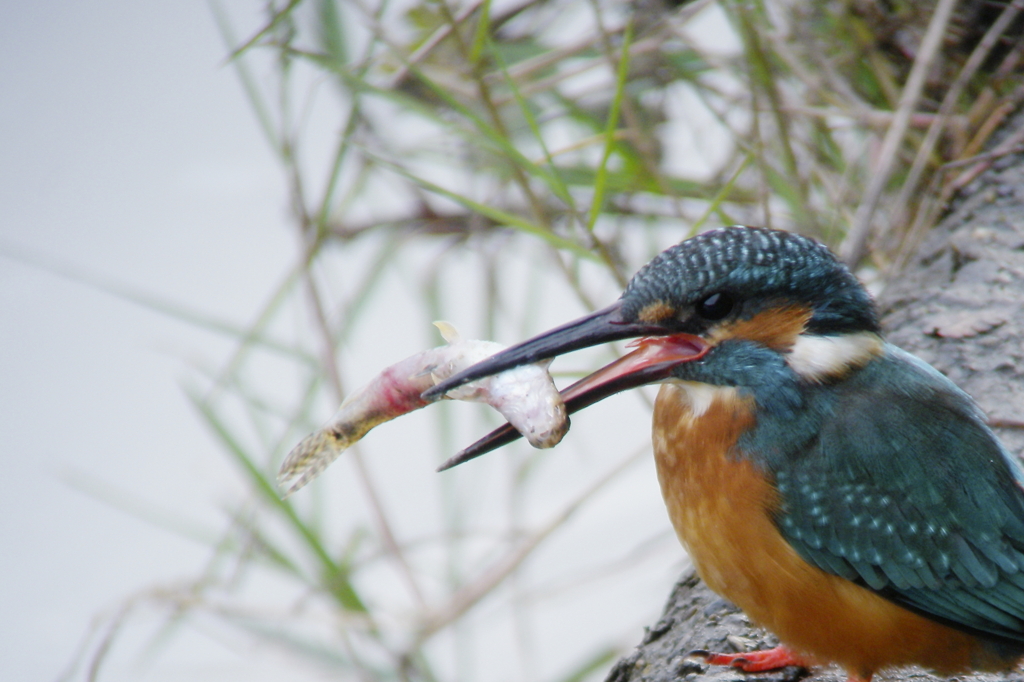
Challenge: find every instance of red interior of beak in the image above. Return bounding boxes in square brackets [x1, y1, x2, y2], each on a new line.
[437, 333, 708, 470]
[560, 333, 709, 407]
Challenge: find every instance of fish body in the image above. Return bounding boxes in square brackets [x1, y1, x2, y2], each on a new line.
[278, 322, 567, 496]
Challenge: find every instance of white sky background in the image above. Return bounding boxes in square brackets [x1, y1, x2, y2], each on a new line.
[0, 2, 744, 680]
[0, 2, 302, 679]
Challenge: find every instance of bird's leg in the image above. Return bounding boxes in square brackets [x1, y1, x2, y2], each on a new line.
[691, 645, 810, 672]
[693, 648, 874, 682]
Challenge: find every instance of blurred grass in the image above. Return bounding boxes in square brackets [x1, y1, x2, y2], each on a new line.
[70, 0, 1024, 680]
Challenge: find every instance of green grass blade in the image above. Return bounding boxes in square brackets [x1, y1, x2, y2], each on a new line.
[378, 159, 596, 260]
[209, 0, 280, 151]
[587, 22, 633, 233]
[486, 35, 575, 208]
[225, 0, 304, 61]
[316, 0, 348, 67]
[691, 152, 753, 233]
[60, 470, 220, 547]
[469, 0, 492, 65]
[187, 390, 368, 613]
[0, 239, 314, 366]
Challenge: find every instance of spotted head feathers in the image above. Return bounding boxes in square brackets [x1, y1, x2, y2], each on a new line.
[621, 226, 879, 336]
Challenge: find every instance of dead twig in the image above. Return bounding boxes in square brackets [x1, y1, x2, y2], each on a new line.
[888, 0, 1024, 253]
[839, 0, 960, 266]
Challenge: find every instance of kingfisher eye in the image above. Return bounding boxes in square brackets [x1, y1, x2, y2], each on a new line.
[697, 292, 734, 320]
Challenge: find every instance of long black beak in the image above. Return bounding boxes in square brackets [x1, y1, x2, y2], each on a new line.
[424, 302, 662, 399]
[425, 301, 709, 471]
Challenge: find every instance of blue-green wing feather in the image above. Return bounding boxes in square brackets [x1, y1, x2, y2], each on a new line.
[762, 346, 1024, 642]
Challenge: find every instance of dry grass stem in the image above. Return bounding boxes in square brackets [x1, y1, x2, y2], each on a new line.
[839, 0, 959, 266]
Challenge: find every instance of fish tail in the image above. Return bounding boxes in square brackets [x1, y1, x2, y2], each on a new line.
[277, 429, 348, 498]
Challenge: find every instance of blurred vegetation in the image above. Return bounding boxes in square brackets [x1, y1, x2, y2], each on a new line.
[66, 0, 1024, 680]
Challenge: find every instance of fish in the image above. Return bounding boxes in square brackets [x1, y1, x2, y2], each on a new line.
[277, 322, 568, 497]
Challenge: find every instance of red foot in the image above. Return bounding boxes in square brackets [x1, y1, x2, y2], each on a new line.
[693, 645, 809, 673]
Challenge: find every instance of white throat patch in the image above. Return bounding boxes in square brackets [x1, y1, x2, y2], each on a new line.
[663, 381, 739, 418]
[786, 332, 883, 381]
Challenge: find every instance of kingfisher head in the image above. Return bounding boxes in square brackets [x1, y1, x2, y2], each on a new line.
[425, 226, 883, 468]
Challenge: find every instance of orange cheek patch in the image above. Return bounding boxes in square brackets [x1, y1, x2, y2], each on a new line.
[712, 305, 812, 351]
[637, 300, 677, 323]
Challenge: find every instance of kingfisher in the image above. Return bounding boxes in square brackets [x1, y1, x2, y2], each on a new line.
[423, 225, 1024, 682]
